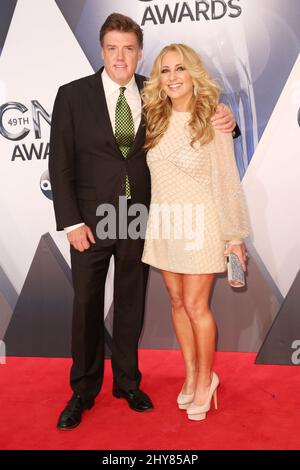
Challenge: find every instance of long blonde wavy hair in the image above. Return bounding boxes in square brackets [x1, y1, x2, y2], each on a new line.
[142, 43, 221, 150]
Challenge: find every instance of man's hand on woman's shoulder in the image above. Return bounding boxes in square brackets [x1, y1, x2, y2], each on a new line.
[211, 103, 236, 133]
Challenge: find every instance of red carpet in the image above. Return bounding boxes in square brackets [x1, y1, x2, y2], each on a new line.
[0, 351, 299, 450]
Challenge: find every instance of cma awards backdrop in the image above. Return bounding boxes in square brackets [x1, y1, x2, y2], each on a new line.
[0, 0, 300, 363]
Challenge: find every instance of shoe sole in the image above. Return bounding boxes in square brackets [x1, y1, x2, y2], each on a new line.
[57, 402, 94, 430]
[187, 413, 207, 421]
[57, 421, 81, 431]
[178, 403, 192, 410]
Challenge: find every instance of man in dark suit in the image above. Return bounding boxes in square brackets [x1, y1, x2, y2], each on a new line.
[49, 12, 237, 430]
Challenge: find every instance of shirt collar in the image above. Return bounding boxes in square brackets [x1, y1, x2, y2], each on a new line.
[102, 68, 137, 97]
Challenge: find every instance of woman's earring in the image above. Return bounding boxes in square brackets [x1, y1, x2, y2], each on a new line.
[193, 86, 198, 97]
[159, 88, 167, 101]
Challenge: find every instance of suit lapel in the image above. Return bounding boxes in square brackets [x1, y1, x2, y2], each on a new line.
[127, 73, 146, 158]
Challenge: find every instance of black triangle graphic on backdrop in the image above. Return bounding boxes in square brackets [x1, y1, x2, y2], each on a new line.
[211, 249, 282, 352]
[54, 0, 99, 71]
[55, 0, 86, 32]
[0, 0, 17, 53]
[0, 266, 18, 340]
[103, 267, 178, 351]
[104, 304, 113, 357]
[256, 270, 300, 365]
[4, 233, 73, 357]
[140, 246, 282, 352]
[140, 267, 178, 349]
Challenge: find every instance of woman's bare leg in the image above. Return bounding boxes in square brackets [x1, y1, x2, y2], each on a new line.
[161, 270, 197, 394]
[182, 273, 216, 405]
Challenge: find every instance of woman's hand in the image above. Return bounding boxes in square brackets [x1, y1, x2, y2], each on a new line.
[224, 243, 248, 272]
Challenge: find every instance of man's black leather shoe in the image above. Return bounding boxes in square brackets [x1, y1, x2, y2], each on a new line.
[113, 387, 154, 412]
[57, 393, 94, 430]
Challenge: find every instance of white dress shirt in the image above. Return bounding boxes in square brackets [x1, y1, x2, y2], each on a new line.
[64, 68, 142, 233]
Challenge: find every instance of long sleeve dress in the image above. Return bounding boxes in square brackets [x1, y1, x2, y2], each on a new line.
[141, 109, 250, 274]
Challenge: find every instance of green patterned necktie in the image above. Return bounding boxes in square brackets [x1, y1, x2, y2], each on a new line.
[115, 86, 134, 199]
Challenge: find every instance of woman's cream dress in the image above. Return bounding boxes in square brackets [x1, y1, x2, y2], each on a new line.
[142, 110, 250, 274]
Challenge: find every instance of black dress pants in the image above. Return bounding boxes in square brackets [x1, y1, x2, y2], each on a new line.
[69, 204, 149, 404]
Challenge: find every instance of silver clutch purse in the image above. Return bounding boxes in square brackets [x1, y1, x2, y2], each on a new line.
[227, 252, 245, 288]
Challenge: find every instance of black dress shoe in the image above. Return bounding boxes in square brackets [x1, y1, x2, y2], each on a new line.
[57, 393, 94, 430]
[113, 387, 154, 412]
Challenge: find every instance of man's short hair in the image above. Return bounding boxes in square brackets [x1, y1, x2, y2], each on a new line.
[100, 12, 143, 49]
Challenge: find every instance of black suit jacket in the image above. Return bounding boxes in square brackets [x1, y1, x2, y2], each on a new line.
[49, 69, 151, 231]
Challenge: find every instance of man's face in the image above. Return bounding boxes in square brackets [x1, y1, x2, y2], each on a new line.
[101, 31, 142, 86]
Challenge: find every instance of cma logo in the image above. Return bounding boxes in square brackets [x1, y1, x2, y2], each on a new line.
[0, 100, 50, 141]
[291, 340, 300, 365]
[40, 170, 52, 200]
[139, 0, 242, 25]
[0, 101, 50, 161]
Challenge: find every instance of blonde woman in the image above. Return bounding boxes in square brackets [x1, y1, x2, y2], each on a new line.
[142, 44, 250, 421]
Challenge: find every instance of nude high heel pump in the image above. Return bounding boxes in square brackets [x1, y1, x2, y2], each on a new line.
[187, 371, 219, 421]
[177, 391, 194, 410]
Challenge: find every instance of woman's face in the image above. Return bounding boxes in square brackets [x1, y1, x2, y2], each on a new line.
[159, 50, 194, 110]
